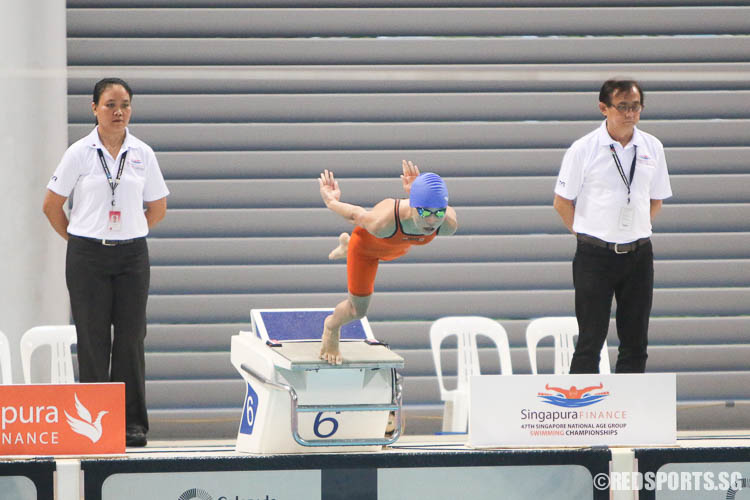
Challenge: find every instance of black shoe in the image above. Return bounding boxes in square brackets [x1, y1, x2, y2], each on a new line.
[126, 427, 147, 447]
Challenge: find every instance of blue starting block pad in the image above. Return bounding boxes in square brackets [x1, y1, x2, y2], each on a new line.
[251, 308, 375, 343]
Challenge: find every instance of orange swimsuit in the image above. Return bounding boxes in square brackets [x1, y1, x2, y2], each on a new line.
[347, 199, 438, 296]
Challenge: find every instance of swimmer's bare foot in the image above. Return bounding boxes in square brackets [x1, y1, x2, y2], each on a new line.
[328, 232, 350, 260]
[320, 316, 343, 365]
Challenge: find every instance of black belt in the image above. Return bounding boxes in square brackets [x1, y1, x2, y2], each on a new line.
[71, 234, 144, 247]
[577, 233, 650, 254]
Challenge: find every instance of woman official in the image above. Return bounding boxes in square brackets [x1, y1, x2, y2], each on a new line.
[42, 78, 169, 447]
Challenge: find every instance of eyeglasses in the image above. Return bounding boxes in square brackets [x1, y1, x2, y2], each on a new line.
[610, 102, 643, 113]
[416, 207, 447, 218]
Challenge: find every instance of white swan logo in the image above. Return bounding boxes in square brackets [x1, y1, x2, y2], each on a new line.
[64, 393, 108, 443]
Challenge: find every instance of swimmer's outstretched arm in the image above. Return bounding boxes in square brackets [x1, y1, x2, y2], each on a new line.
[318, 169, 396, 237]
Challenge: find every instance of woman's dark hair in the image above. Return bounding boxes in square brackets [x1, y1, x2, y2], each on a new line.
[92, 78, 133, 124]
[599, 79, 644, 107]
[93, 77, 133, 104]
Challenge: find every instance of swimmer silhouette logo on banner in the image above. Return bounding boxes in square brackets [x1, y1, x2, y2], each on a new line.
[537, 383, 610, 408]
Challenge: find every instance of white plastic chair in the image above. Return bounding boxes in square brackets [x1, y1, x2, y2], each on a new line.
[525, 316, 611, 375]
[430, 316, 513, 433]
[0, 330, 12, 384]
[20, 325, 77, 384]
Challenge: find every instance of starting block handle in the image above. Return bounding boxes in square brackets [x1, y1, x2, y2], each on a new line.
[239, 363, 403, 448]
[240, 362, 299, 401]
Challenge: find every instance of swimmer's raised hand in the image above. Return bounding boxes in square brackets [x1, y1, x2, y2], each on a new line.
[400, 160, 420, 194]
[319, 169, 341, 206]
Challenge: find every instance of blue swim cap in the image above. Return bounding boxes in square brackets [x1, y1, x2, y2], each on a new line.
[409, 173, 449, 208]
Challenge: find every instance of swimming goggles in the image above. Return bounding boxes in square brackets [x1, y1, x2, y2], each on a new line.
[416, 207, 447, 218]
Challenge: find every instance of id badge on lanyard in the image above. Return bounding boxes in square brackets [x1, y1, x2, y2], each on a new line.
[98, 148, 127, 233]
[108, 210, 122, 232]
[619, 206, 635, 230]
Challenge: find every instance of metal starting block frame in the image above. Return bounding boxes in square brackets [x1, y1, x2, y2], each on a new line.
[230, 308, 404, 453]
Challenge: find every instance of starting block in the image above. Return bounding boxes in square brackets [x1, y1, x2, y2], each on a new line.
[230, 308, 404, 453]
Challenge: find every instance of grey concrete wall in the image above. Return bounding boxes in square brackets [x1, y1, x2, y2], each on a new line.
[0, 0, 69, 383]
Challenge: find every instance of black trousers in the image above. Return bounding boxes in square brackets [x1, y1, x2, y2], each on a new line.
[569, 239, 654, 374]
[66, 235, 150, 431]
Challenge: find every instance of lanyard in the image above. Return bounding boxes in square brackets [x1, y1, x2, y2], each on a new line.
[609, 144, 637, 204]
[97, 148, 127, 206]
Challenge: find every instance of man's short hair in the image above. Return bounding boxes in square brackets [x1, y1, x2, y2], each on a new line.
[599, 79, 644, 107]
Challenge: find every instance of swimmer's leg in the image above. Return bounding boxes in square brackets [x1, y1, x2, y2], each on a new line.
[328, 232, 350, 260]
[320, 293, 371, 365]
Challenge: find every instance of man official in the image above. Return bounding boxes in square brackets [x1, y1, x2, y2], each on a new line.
[553, 78, 673, 373]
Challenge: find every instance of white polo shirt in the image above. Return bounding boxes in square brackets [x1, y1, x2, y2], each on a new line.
[555, 120, 672, 243]
[47, 127, 169, 240]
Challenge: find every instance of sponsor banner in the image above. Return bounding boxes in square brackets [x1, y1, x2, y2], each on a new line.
[0, 383, 124, 455]
[469, 374, 675, 447]
[101, 470, 320, 500]
[379, 465, 594, 500]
